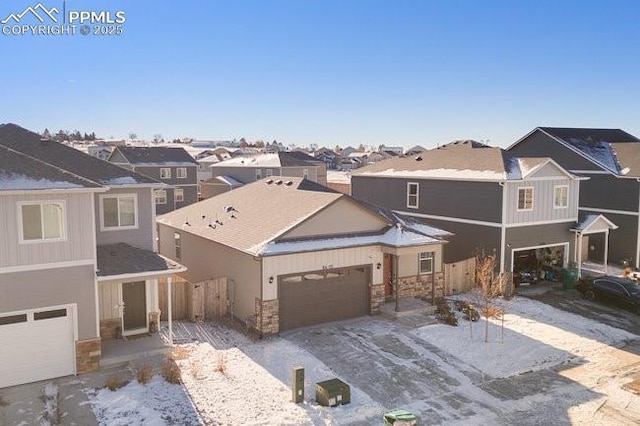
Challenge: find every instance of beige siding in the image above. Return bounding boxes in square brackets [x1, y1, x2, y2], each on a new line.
[505, 179, 579, 225]
[95, 187, 155, 250]
[262, 246, 384, 300]
[396, 244, 443, 277]
[281, 198, 388, 240]
[0, 192, 95, 268]
[158, 224, 261, 321]
[0, 264, 98, 340]
[99, 282, 120, 320]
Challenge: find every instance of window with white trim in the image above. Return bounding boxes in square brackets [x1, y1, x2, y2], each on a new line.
[174, 232, 181, 260]
[419, 252, 433, 274]
[101, 194, 137, 230]
[266, 169, 273, 177]
[174, 188, 184, 202]
[407, 182, 419, 209]
[255, 169, 262, 180]
[19, 202, 65, 242]
[303, 168, 309, 179]
[517, 187, 534, 211]
[154, 190, 167, 204]
[553, 185, 568, 209]
[160, 168, 171, 179]
[176, 167, 187, 179]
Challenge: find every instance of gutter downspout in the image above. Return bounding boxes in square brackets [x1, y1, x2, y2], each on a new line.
[499, 181, 507, 274]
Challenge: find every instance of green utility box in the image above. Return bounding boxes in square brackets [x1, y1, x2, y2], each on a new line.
[315, 378, 350, 407]
[383, 409, 417, 426]
[562, 268, 578, 290]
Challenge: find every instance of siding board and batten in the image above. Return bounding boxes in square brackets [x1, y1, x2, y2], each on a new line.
[504, 179, 579, 224]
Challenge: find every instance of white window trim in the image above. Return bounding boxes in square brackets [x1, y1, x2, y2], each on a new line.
[174, 188, 184, 202]
[17, 200, 67, 244]
[160, 168, 171, 179]
[99, 193, 139, 232]
[303, 168, 309, 179]
[154, 189, 167, 205]
[176, 168, 187, 179]
[553, 185, 569, 209]
[418, 252, 433, 275]
[407, 182, 419, 209]
[517, 187, 534, 212]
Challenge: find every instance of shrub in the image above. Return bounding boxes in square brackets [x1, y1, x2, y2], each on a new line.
[135, 365, 153, 385]
[484, 305, 503, 320]
[105, 374, 127, 391]
[162, 359, 181, 384]
[213, 353, 227, 375]
[435, 298, 458, 326]
[169, 346, 190, 361]
[455, 300, 480, 322]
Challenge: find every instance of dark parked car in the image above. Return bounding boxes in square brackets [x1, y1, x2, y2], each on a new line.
[576, 276, 640, 314]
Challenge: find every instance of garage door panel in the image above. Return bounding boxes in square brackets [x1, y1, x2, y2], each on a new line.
[278, 267, 369, 331]
[0, 308, 75, 388]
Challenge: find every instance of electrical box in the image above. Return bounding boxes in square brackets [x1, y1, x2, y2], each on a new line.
[315, 378, 350, 407]
[292, 366, 304, 403]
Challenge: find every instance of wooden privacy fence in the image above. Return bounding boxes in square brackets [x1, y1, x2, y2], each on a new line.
[443, 257, 476, 295]
[159, 276, 228, 321]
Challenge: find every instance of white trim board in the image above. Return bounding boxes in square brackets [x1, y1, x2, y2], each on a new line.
[504, 218, 578, 228]
[579, 207, 639, 216]
[395, 211, 502, 228]
[0, 259, 95, 275]
[510, 242, 570, 271]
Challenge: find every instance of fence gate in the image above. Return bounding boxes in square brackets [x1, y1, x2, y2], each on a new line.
[190, 277, 228, 322]
[444, 257, 476, 295]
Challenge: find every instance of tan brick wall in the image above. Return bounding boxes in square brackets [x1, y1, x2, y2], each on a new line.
[256, 298, 279, 336]
[76, 338, 101, 374]
[370, 283, 385, 314]
[99, 318, 121, 340]
[397, 272, 445, 300]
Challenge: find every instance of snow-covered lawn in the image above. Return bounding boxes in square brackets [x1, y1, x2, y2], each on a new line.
[85, 296, 640, 425]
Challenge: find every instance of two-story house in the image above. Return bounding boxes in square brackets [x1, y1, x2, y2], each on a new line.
[201, 151, 327, 198]
[508, 127, 640, 270]
[108, 146, 198, 214]
[0, 124, 184, 388]
[351, 141, 607, 279]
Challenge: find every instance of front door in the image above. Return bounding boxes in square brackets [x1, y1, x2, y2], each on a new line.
[122, 281, 147, 331]
[383, 254, 394, 296]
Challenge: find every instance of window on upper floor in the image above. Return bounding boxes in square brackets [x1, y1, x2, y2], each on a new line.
[303, 168, 309, 179]
[19, 201, 65, 243]
[554, 185, 568, 209]
[419, 252, 433, 274]
[100, 194, 137, 230]
[407, 182, 419, 209]
[255, 169, 262, 180]
[177, 168, 187, 179]
[154, 190, 167, 205]
[174, 188, 184, 203]
[517, 187, 534, 211]
[266, 169, 273, 177]
[174, 232, 181, 260]
[160, 168, 171, 179]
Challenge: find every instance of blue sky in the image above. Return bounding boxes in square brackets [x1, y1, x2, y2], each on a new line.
[1, 0, 639, 148]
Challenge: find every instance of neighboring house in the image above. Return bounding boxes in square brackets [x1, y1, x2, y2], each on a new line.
[0, 124, 184, 388]
[207, 151, 327, 197]
[157, 177, 450, 335]
[196, 153, 230, 186]
[200, 175, 244, 199]
[326, 170, 352, 194]
[108, 146, 198, 214]
[405, 145, 428, 156]
[314, 147, 339, 170]
[508, 127, 640, 269]
[351, 140, 600, 279]
[86, 145, 113, 160]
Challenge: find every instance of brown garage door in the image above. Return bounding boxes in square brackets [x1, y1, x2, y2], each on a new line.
[278, 266, 370, 331]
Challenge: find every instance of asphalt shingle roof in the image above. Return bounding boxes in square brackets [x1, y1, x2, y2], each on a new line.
[97, 243, 184, 277]
[114, 146, 197, 165]
[0, 124, 160, 186]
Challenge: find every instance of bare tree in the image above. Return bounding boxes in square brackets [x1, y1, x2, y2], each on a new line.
[474, 250, 509, 343]
[128, 132, 137, 142]
[153, 134, 164, 144]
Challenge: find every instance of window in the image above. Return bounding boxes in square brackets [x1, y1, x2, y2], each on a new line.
[177, 167, 187, 179]
[34, 309, 67, 320]
[419, 252, 433, 274]
[303, 168, 309, 179]
[407, 182, 419, 208]
[160, 168, 171, 179]
[101, 194, 137, 230]
[517, 187, 534, 211]
[255, 169, 262, 180]
[0, 314, 27, 326]
[554, 185, 568, 209]
[174, 232, 181, 260]
[174, 188, 184, 202]
[19, 202, 65, 242]
[266, 169, 273, 177]
[154, 190, 167, 205]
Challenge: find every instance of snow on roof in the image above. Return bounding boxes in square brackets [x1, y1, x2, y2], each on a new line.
[214, 175, 244, 186]
[326, 170, 351, 184]
[213, 153, 281, 168]
[357, 167, 511, 181]
[0, 173, 86, 190]
[572, 214, 618, 232]
[101, 176, 140, 185]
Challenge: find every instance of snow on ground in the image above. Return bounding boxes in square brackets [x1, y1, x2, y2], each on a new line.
[413, 296, 637, 377]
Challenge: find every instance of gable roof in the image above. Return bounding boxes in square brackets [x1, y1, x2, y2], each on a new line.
[0, 124, 161, 187]
[158, 177, 449, 256]
[0, 145, 104, 191]
[511, 127, 640, 176]
[517, 157, 580, 180]
[111, 146, 197, 166]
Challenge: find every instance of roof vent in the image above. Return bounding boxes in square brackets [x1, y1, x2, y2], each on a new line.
[265, 179, 274, 185]
[224, 205, 236, 213]
[276, 180, 283, 185]
[415, 156, 423, 161]
[285, 180, 293, 186]
[208, 223, 216, 229]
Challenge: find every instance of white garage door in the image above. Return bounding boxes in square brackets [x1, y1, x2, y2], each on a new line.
[0, 305, 76, 388]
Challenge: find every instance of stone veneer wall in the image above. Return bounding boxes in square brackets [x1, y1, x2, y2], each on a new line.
[397, 272, 445, 300]
[149, 311, 160, 333]
[100, 319, 121, 340]
[76, 338, 101, 374]
[370, 283, 385, 314]
[256, 298, 279, 336]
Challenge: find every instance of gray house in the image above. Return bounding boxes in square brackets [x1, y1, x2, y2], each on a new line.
[108, 146, 198, 214]
[203, 151, 327, 198]
[508, 127, 640, 271]
[0, 124, 184, 388]
[352, 140, 599, 279]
